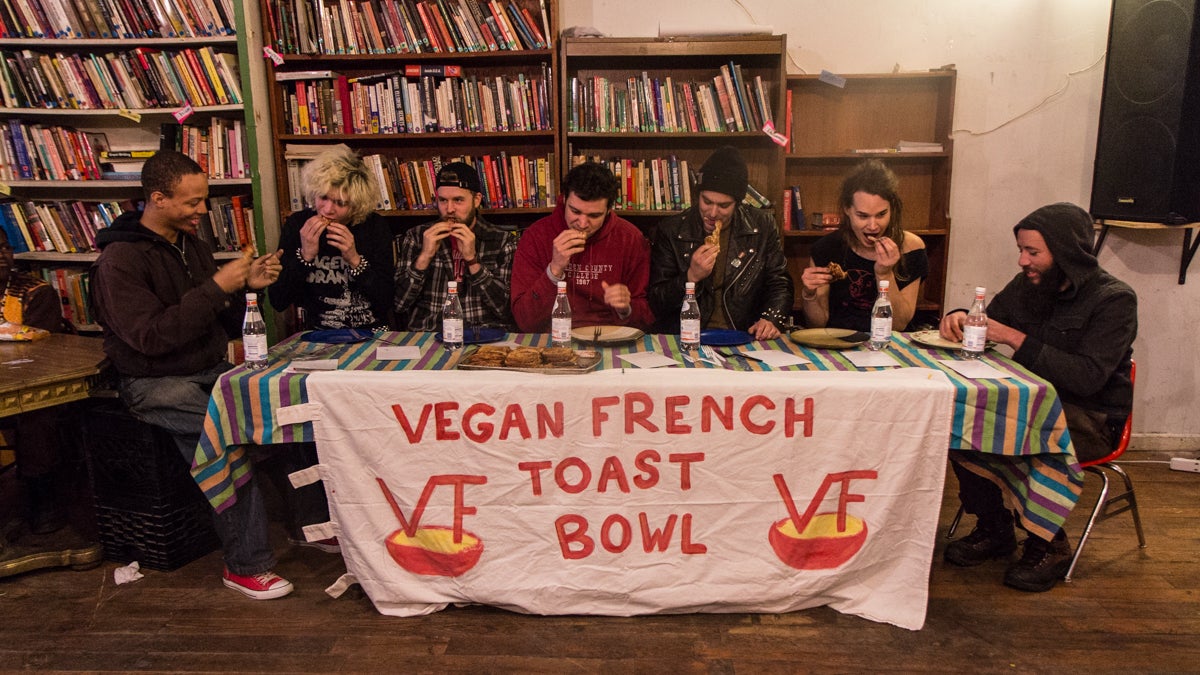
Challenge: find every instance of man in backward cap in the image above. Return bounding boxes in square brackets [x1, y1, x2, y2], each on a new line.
[648, 145, 793, 338]
[939, 202, 1137, 592]
[394, 161, 517, 330]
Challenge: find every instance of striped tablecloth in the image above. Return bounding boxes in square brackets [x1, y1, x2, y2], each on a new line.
[195, 331, 1081, 540]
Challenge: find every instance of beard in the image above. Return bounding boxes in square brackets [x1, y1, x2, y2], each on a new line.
[442, 208, 477, 227]
[1017, 264, 1066, 316]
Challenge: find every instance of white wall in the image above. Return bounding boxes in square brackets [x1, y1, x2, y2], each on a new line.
[562, 0, 1200, 443]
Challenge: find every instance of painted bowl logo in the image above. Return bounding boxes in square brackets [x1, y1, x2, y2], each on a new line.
[768, 513, 868, 570]
[385, 525, 484, 577]
[770, 470, 876, 570]
[377, 475, 488, 577]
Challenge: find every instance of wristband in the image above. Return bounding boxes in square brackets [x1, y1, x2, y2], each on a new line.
[462, 257, 479, 267]
[347, 256, 369, 278]
[296, 248, 316, 267]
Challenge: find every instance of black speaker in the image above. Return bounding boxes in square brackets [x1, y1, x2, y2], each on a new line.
[1090, 0, 1200, 224]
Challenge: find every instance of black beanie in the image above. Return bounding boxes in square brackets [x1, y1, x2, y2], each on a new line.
[696, 145, 748, 202]
[435, 161, 481, 193]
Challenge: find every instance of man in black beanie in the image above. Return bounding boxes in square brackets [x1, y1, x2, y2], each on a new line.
[938, 202, 1137, 592]
[648, 145, 793, 338]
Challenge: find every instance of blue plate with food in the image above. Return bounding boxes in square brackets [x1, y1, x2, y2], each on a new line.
[303, 328, 376, 344]
[700, 329, 754, 347]
[435, 327, 508, 345]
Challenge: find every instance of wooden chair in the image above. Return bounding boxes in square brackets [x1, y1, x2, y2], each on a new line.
[946, 360, 1146, 582]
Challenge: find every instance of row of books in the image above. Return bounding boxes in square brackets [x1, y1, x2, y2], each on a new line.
[199, 194, 256, 251]
[0, 0, 237, 39]
[157, 117, 250, 179]
[280, 65, 551, 135]
[284, 146, 556, 212]
[0, 193, 254, 254]
[0, 46, 242, 110]
[569, 153, 773, 213]
[567, 62, 774, 134]
[0, 118, 248, 181]
[570, 154, 693, 212]
[265, 0, 549, 55]
[34, 266, 93, 329]
[0, 120, 104, 180]
[0, 198, 123, 253]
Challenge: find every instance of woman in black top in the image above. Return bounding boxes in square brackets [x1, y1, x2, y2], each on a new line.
[798, 159, 928, 331]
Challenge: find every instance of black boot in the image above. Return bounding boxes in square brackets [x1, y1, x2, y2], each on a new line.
[944, 509, 1017, 567]
[1004, 530, 1072, 592]
[23, 474, 66, 535]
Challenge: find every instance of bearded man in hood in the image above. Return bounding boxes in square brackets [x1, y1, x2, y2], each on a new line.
[938, 202, 1137, 593]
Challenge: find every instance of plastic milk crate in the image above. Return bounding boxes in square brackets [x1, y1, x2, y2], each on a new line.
[83, 403, 220, 571]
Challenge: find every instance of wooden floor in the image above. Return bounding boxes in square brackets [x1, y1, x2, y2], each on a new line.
[1, 457, 1197, 673]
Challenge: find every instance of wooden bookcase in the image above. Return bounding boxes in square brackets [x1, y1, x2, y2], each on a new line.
[0, 4, 265, 331]
[783, 69, 956, 315]
[259, 0, 560, 233]
[558, 35, 787, 235]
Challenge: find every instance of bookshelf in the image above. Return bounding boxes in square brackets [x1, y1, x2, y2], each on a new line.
[782, 69, 956, 316]
[0, 1, 267, 331]
[259, 0, 559, 233]
[558, 35, 787, 233]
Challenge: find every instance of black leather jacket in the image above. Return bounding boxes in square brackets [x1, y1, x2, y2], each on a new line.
[649, 204, 794, 333]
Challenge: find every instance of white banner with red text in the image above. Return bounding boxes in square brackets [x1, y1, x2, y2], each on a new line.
[304, 367, 955, 629]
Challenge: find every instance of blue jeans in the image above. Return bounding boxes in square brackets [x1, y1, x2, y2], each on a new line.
[118, 363, 275, 576]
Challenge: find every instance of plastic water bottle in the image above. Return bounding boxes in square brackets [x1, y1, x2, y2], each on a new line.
[962, 286, 988, 359]
[551, 280, 572, 348]
[242, 292, 268, 369]
[868, 279, 892, 351]
[680, 281, 701, 351]
[442, 281, 464, 350]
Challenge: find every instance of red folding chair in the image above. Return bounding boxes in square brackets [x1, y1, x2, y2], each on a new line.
[1063, 360, 1146, 581]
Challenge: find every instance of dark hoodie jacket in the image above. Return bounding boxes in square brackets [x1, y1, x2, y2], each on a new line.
[91, 210, 241, 377]
[985, 202, 1136, 418]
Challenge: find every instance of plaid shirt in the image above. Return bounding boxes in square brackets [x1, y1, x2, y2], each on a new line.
[394, 215, 518, 331]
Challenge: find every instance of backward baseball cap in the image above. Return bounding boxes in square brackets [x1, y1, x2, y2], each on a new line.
[436, 161, 481, 193]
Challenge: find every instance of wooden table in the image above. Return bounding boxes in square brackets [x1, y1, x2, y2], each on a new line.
[0, 332, 108, 578]
[0, 333, 109, 418]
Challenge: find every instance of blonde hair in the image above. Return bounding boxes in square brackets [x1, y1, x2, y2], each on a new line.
[300, 144, 379, 225]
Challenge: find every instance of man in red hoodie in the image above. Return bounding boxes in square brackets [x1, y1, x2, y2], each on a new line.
[511, 162, 653, 332]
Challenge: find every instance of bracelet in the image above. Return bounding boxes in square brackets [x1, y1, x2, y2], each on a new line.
[347, 256, 369, 278]
[296, 248, 316, 267]
[801, 290, 817, 301]
[462, 257, 479, 267]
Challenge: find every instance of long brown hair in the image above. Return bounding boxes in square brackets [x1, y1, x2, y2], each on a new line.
[837, 159, 911, 280]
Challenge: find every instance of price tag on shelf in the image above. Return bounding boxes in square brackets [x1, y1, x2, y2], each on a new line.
[762, 121, 788, 147]
[0, 183, 10, 196]
[263, 46, 284, 66]
[172, 103, 194, 122]
[117, 109, 142, 122]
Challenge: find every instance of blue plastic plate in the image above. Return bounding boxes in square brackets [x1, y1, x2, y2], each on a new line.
[436, 327, 507, 345]
[700, 329, 753, 346]
[303, 328, 376, 344]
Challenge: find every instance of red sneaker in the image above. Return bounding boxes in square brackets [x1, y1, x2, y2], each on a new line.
[289, 537, 340, 553]
[222, 568, 294, 600]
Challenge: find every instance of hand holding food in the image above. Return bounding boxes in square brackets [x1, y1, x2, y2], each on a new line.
[299, 215, 330, 261]
[705, 219, 723, 249]
[550, 229, 588, 277]
[827, 262, 847, 281]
